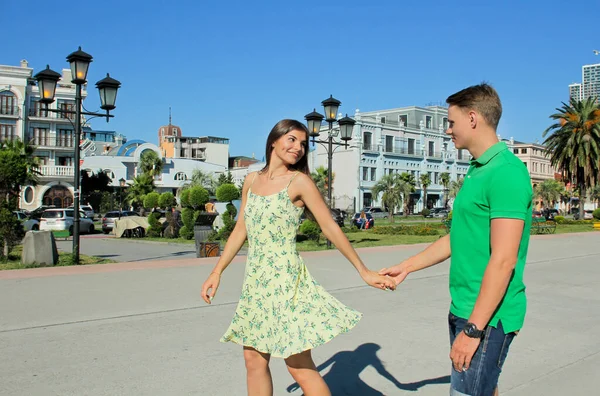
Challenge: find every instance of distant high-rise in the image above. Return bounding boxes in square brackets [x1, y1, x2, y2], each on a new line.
[569, 63, 600, 103]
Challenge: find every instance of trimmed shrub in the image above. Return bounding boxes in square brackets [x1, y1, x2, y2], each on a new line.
[179, 189, 191, 208]
[593, 208, 600, 221]
[188, 186, 209, 210]
[216, 183, 240, 203]
[159, 192, 176, 209]
[147, 212, 162, 237]
[299, 219, 321, 241]
[179, 208, 195, 239]
[143, 192, 160, 211]
[371, 225, 438, 236]
[554, 215, 565, 224]
[421, 208, 431, 218]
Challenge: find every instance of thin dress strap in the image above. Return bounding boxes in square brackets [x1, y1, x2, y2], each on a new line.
[286, 171, 300, 188]
[250, 172, 258, 186]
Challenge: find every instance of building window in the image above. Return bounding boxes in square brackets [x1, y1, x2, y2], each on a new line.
[385, 135, 393, 152]
[362, 167, 368, 181]
[173, 128, 178, 135]
[457, 149, 463, 160]
[434, 172, 439, 184]
[23, 186, 34, 204]
[513, 149, 519, 154]
[380, 116, 386, 124]
[0, 91, 17, 115]
[57, 129, 74, 147]
[30, 127, 49, 146]
[57, 100, 76, 120]
[174, 172, 187, 181]
[428, 141, 435, 156]
[408, 138, 415, 154]
[0, 124, 17, 141]
[371, 168, 376, 181]
[521, 148, 527, 154]
[399, 114, 407, 127]
[442, 117, 448, 130]
[425, 116, 432, 129]
[363, 132, 372, 150]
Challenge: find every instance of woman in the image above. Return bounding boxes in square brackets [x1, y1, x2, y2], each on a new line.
[201, 119, 395, 396]
[358, 211, 367, 230]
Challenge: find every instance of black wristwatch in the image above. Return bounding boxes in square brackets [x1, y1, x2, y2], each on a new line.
[463, 322, 485, 338]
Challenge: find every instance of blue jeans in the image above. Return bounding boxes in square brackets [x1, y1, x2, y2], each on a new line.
[448, 312, 516, 396]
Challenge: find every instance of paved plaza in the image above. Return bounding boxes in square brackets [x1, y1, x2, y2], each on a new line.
[0, 232, 598, 395]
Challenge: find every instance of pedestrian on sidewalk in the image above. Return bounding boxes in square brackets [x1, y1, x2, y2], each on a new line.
[201, 119, 395, 396]
[380, 83, 533, 396]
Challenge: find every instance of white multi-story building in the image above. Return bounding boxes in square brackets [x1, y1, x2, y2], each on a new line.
[309, 105, 483, 214]
[1, 60, 89, 211]
[569, 63, 600, 102]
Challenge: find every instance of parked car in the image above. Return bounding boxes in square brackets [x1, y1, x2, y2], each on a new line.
[351, 212, 375, 229]
[102, 211, 139, 234]
[330, 208, 345, 227]
[13, 211, 39, 231]
[27, 205, 56, 220]
[363, 207, 389, 219]
[68, 204, 95, 218]
[427, 207, 450, 218]
[39, 209, 95, 234]
[542, 208, 559, 220]
[574, 209, 593, 220]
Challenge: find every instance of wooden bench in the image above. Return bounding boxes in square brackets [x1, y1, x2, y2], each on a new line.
[530, 217, 556, 235]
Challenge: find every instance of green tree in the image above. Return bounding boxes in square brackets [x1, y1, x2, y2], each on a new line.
[190, 169, 216, 195]
[158, 192, 176, 209]
[143, 192, 160, 210]
[125, 173, 154, 209]
[216, 171, 234, 188]
[399, 172, 416, 188]
[372, 174, 401, 222]
[543, 97, 600, 218]
[216, 183, 240, 240]
[590, 185, 600, 206]
[311, 166, 335, 203]
[440, 172, 451, 208]
[534, 180, 564, 208]
[449, 177, 464, 200]
[139, 150, 164, 177]
[419, 173, 432, 210]
[0, 140, 38, 257]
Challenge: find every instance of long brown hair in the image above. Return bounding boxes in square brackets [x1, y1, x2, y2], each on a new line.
[261, 119, 311, 177]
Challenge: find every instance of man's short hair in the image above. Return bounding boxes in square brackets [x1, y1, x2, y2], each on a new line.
[446, 83, 502, 130]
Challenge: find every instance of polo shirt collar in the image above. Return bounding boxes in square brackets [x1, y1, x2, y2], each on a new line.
[470, 141, 507, 166]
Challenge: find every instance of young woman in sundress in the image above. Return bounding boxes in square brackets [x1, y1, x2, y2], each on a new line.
[201, 119, 396, 396]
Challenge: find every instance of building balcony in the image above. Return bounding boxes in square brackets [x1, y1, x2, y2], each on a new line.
[382, 146, 424, 157]
[0, 105, 20, 117]
[28, 108, 76, 121]
[30, 137, 75, 149]
[37, 165, 74, 178]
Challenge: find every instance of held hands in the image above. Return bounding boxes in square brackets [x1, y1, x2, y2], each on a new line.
[378, 262, 410, 286]
[201, 272, 221, 304]
[361, 269, 396, 291]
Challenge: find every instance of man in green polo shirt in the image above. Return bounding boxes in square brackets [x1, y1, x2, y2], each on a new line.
[380, 83, 532, 396]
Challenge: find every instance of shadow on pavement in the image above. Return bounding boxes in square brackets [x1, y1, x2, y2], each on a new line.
[286, 343, 450, 395]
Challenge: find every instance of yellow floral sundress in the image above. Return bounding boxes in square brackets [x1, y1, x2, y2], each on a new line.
[220, 172, 362, 358]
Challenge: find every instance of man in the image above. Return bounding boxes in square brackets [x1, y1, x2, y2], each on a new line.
[380, 83, 532, 396]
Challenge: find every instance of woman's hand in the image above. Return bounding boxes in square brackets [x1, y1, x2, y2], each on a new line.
[360, 270, 396, 291]
[201, 272, 221, 304]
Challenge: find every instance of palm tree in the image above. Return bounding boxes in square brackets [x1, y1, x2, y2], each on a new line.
[139, 150, 164, 177]
[449, 177, 464, 200]
[440, 172, 451, 208]
[419, 173, 432, 211]
[534, 180, 564, 208]
[399, 172, 416, 188]
[125, 173, 154, 209]
[189, 169, 216, 195]
[543, 97, 600, 217]
[372, 174, 401, 222]
[311, 166, 334, 203]
[590, 185, 600, 206]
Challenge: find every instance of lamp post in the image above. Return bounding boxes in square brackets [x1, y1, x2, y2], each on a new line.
[305, 95, 356, 248]
[119, 177, 126, 217]
[34, 47, 121, 264]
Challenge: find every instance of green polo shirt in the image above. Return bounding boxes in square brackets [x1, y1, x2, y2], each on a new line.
[449, 141, 533, 333]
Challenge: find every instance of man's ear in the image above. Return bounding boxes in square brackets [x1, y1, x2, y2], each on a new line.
[469, 110, 478, 128]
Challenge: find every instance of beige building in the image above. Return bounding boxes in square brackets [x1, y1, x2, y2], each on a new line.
[510, 141, 557, 187]
[157, 120, 230, 169]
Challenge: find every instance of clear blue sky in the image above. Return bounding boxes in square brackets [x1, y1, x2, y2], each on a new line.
[3, 0, 600, 158]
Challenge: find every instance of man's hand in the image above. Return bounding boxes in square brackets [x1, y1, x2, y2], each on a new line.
[378, 262, 409, 286]
[450, 332, 481, 372]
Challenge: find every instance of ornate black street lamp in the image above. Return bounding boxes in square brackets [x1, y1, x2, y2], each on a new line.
[305, 95, 356, 248]
[34, 47, 121, 264]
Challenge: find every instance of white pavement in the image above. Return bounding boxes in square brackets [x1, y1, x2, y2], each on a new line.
[0, 232, 599, 395]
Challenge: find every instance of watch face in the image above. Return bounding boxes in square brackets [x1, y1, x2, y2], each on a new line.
[464, 324, 475, 336]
